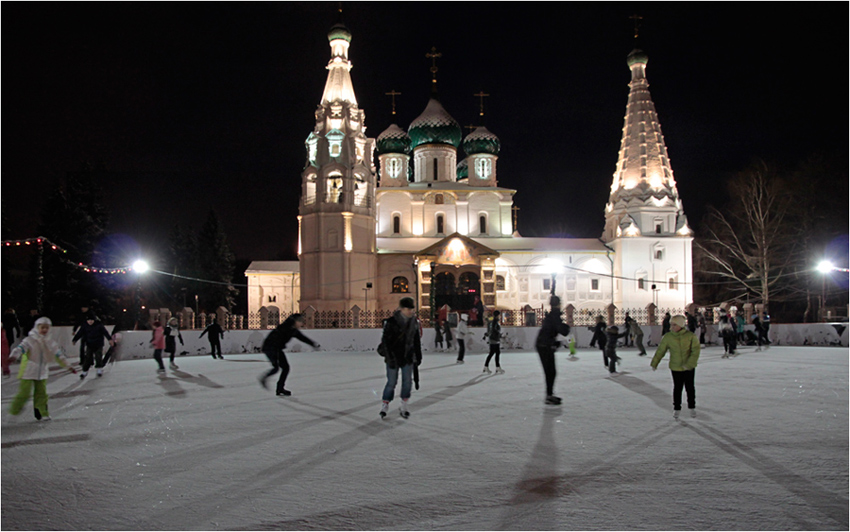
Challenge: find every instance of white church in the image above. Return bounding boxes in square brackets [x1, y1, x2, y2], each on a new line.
[245, 23, 694, 326]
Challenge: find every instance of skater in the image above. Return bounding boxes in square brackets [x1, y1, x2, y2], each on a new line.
[199, 318, 224, 359]
[589, 315, 608, 366]
[164, 318, 184, 369]
[651, 314, 700, 419]
[686, 311, 698, 334]
[150, 321, 166, 373]
[259, 313, 319, 396]
[661, 312, 671, 336]
[623, 312, 634, 346]
[535, 296, 570, 404]
[8, 317, 75, 420]
[761, 314, 771, 345]
[736, 313, 746, 343]
[72, 313, 113, 378]
[698, 312, 707, 346]
[604, 325, 629, 375]
[455, 313, 468, 364]
[443, 318, 453, 350]
[752, 314, 770, 350]
[629, 317, 647, 356]
[483, 310, 503, 374]
[1, 329, 10, 378]
[378, 297, 422, 418]
[434, 320, 444, 351]
[718, 309, 737, 357]
[71, 304, 91, 365]
[2, 308, 21, 349]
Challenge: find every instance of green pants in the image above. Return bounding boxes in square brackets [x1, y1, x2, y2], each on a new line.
[10, 379, 49, 417]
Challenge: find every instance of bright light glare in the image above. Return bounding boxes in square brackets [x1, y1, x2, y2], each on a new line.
[132, 260, 149, 274]
[817, 260, 834, 274]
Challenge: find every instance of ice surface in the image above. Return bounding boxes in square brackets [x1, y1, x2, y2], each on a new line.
[2, 345, 848, 530]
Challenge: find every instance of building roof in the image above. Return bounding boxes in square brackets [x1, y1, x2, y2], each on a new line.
[245, 261, 300, 274]
[376, 237, 609, 254]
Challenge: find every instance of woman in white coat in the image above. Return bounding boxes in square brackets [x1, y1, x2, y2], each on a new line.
[8, 317, 74, 420]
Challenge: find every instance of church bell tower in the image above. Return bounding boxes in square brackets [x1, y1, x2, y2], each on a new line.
[298, 23, 377, 312]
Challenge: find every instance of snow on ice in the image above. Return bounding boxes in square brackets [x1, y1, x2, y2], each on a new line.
[2, 345, 847, 530]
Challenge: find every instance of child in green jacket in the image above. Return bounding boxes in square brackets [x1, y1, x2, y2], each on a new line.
[651, 314, 700, 419]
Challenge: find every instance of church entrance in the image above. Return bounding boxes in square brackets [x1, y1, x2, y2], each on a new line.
[434, 272, 456, 310]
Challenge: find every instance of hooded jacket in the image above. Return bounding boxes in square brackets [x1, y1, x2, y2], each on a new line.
[10, 318, 70, 380]
[381, 310, 422, 369]
[72, 320, 112, 349]
[651, 328, 701, 371]
[535, 309, 570, 349]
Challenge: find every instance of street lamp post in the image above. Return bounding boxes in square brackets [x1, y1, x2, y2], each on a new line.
[363, 282, 372, 313]
[132, 259, 149, 330]
[818, 260, 834, 322]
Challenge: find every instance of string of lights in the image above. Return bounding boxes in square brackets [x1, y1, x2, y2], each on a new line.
[2, 236, 134, 274]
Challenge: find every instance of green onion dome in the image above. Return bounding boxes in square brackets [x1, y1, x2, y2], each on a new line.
[376, 124, 412, 155]
[408, 98, 462, 149]
[463, 126, 500, 156]
[627, 48, 648, 67]
[328, 23, 352, 42]
[456, 158, 468, 180]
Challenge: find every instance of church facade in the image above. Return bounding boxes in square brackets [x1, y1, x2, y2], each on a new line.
[246, 25, 693, 325]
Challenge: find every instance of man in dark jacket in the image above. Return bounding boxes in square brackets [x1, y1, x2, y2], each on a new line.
[72, 313, 113, 378]
[662, 312, 671, 336]
[2, 308, 21, 349]
[379, 297, 422, 418]
[199, 318, 225, 359]
[259, 314, 319, 396]
[535, 296, 571, 405]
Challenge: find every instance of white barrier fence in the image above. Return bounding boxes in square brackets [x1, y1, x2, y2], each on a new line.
[30, 322, 850, 362]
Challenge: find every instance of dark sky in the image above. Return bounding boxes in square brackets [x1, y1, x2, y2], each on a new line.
[3, 3, 847, 268]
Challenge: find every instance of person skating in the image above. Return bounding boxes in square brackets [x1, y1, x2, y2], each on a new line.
[535, 296, 570, 405]
[623, 312, 634, 347]
[379, 297, 422, 418]
[2, 308, 21, 350]
[588, 315, 608, 367]
[199, 318, 225, 359]
[718, 309, 737, 357]
[259, 314, 319, 397]
[434, 320, 444, 351]
[72, 313, 113, 378]
[697, 312, 707, 346]
[628, 317, 647, 356]
[8, 317, 75, 420]
[661, 312, 671, 336]
[651, 314, 700, 419]
[455, 313, 468, 364]
[164, 318, 184, 369]
[482, 310, 503, 374]
[443, 319, 453, 350]
[150, 321, 166, 373]
[604, 325, 629, 375]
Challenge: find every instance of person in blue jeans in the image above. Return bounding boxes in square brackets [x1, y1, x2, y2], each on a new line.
[379, 297, 422, 419]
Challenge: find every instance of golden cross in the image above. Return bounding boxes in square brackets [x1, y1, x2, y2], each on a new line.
[385, 89, 402, 115]
[426, 47, 442, 85]
[629, 14, 643, 40]
[512, 205, 520, 232]
[474, 91, 490, 117]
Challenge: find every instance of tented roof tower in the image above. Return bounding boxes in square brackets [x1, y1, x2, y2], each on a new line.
[602, 49, 692, 241]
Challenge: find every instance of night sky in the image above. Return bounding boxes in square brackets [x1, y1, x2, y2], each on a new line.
[3, 3, 847, 268]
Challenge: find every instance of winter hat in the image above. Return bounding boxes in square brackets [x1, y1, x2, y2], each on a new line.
[399, 297, 415, 309]
[550, 295, 561, 307]
[670, 315, 686, 328]
[460, 314, 468, 321]
[34, 317, 52, 327]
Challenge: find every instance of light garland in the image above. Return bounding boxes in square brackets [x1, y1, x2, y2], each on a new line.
[2, 236, 131, 274]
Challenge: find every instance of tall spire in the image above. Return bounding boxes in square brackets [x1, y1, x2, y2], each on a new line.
[321, 23, 357, 105]
[609, 48, 678, 197]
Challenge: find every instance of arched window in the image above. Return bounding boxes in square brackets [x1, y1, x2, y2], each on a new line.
[479, 214, 487, 234]
[393, 215, 401, 234]
[436, 214, 445, 234]
[392, 276, 409, 293]
[496, 275, 506, 291]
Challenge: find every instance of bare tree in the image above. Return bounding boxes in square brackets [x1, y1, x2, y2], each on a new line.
[696, 161, 799, 312]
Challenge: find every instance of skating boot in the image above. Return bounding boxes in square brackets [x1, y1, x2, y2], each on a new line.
[495, 367, 505, 374]
[399, 400, 410, 419]
[379, 401, 389, 419]
[482, 367, 492, 374]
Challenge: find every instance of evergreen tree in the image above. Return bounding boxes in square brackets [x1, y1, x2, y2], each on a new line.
[196, 210, 238, 312]
[165, 224, 201, 310]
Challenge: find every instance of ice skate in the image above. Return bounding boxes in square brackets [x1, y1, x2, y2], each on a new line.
[399, 400, 410, 418]
[169, 363, 179, 370]
[157, 368, 166, 374]
[258, 375, 269, 390]
[97, 368, 104, 377]
[456, 360, 464, 364]
[276, 389, 292, 396]
[34, 408, 42, 420]
[673, 410, 681, 420]
[482, 367, 492, 374]
[495, 367, 505, 374]
[689, 408, 697, 418]
[379, 401, 389, 418]
[79, 371, 87, 379]
[545, 395, 562, 405]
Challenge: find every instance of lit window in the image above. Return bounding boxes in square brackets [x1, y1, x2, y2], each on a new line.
[479, 215, 487, 234]
[668, 277, 678, 290]
[475, 158, 492, 179]
[393, 215, 400, 234]
[591, 279, 600, 291]
[387, 158, 401, 179]
[392, 276, 409, 293]
[326, 129, 345, 158]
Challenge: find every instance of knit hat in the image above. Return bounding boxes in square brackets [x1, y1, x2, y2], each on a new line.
[670, 315, 686, 328]
[399, 297, 415, 309]
[460, 314, 468, 321]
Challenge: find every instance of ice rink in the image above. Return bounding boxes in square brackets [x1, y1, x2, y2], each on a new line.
[2, 344, 847, 530]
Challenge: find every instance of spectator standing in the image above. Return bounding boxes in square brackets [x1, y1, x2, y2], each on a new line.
[2, 308, 21, 349]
